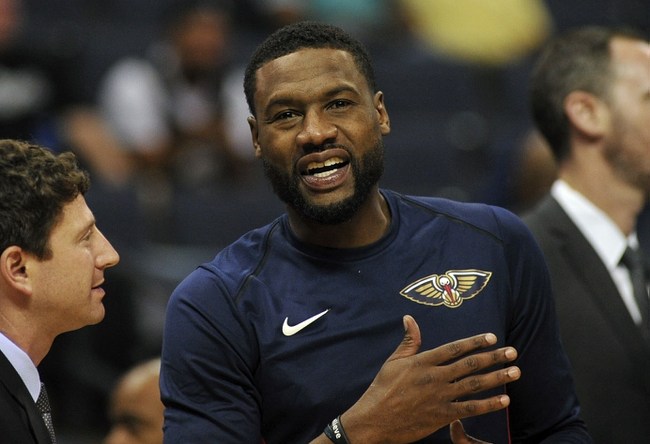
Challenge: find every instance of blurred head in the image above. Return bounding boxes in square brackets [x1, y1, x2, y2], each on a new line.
[165, 0, 232, 80]
[104, 359, 164, 444]
[602, 35, 650, 193]
[530, 26, 646, 162]
[244, 21, 377, 117]
[530, 27, 650, 195]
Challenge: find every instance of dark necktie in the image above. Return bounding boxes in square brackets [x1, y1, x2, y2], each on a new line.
[36, 382, 57, 444]
[621, 246, 650, 333]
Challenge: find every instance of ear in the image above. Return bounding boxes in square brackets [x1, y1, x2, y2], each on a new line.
[0, 247, 33, 296]
[374, 91, 391, 136]
[564, 91, 608, 139]
[248, 115, 262, 158]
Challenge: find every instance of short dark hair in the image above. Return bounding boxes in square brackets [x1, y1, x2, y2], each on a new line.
[0, 139, 90, 259]
[243, 21, 377, 116]
[529, 26, 645, 161]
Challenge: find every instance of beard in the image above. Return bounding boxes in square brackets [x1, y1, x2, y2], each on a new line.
[263, 139, 385, 225]
[603, 115, 650, 194]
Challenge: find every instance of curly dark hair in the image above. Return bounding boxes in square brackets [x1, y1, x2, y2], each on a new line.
[530, 26, 645, 161]
[0, 139, 90, 259]
[243, 21, 377, 116]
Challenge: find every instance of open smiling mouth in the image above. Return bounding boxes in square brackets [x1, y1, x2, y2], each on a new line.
[304, 157, 350, 177]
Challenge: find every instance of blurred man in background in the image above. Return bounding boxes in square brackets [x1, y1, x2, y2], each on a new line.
[524, 26, 650, 442]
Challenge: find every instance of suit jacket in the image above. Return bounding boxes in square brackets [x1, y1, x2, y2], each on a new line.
[524, 195, 650, 443]
[0, 350, 53, 443]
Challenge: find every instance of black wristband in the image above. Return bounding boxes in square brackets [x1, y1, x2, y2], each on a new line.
[323, 416, 350, 444]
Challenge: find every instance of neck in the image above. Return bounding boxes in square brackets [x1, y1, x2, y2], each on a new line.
[0, 311, 53, 367]
[287, 189, 391, 249]
[559, 164, 645, 236]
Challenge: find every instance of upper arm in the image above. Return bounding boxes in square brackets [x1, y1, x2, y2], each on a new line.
[160, 269, 262, 443]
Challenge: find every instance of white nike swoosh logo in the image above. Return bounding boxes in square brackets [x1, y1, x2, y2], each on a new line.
[282, 309, 330, 336]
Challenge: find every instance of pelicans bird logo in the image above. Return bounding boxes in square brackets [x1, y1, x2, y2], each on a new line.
[400, 270, 492, 307]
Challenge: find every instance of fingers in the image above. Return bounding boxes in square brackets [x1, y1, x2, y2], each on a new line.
[440, 349, 520, 408]
[415, 334, 518, 378]
[410, 332, 520, 407]
[385, 315, 422, 362]
[387, 319, 519, 386]
[452, 393, 511, 422]
[445, 363, 519, 423]
[343, 320, 519, 443]
[448, 346, 519, 381]
[454, 364, 520, 397]
[420, 333, 499, 366]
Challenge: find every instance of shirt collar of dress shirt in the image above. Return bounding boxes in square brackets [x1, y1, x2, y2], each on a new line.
[551, 179, 639, 271]
[0, 332, 41, 401]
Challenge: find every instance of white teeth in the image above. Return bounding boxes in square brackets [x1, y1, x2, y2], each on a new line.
[307, 157, 344, 170]
[324, 157, 342, 166]
[313, 170, 336, 178]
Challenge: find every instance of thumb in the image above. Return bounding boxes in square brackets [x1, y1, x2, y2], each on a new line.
[450, 420, 469, 443]
[450, 419, 490, 444]
[386, 315, 421, 362]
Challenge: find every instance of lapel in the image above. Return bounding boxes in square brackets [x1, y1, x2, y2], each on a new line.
[533, 196, 650, 356]
[0, 350, 53, 443]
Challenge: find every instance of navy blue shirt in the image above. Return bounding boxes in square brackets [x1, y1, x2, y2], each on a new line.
[161, 190, 590, 443]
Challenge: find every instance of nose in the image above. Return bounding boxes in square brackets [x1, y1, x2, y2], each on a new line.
[296, 109, 337, 150]
[96, 228, 120, 269]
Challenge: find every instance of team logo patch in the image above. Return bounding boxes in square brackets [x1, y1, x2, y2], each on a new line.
[400, 270, 492, 308]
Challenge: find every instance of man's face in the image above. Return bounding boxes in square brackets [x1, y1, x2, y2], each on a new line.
[28, 194, 119, 333]
[249, 47, 390, 224]
[603, 37, 650, 194]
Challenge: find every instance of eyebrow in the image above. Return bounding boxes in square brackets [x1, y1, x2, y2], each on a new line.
[264, 84, 361, 112]
[321, 85, 360, 99]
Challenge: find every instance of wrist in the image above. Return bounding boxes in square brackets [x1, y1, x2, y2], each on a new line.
[323, 415, 351, 444]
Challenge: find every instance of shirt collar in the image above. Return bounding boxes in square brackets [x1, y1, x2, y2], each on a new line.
[551, 179, 639, 270]
[0, 332, 41, 401]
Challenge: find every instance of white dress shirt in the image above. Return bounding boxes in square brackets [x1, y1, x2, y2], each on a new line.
[552, 179, 643, 324]
[0, 332, 41, 401]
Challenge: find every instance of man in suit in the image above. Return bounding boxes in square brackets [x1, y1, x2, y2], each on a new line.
[523, 26, 650, 442]
[0, 139, 120, 443]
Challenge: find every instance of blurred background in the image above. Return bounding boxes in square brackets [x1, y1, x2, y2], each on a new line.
[1, 0, 648, 441]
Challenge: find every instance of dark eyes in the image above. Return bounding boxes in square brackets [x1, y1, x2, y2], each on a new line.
[275, 111, 297, 121]
[269, 100, 352, 123]
[329, 100, 350, 109]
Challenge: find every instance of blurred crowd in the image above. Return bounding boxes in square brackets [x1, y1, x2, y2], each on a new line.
[1, 0, 648, 441]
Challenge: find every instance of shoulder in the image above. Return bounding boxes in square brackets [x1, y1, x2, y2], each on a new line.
[0, 349, 24, 389]
[386, 190, 531, 243]
[0, 352, 39, 438]
[521, 195, 567, 241]
[170, 218, 285, 303]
